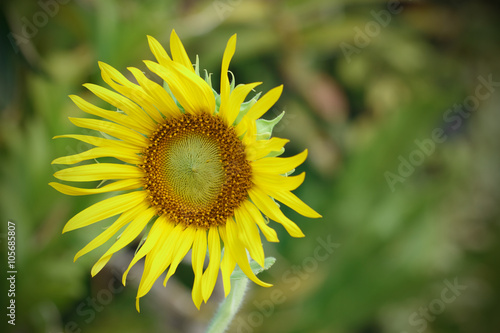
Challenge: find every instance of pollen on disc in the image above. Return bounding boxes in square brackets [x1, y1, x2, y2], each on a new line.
[142, 113, 252, 229]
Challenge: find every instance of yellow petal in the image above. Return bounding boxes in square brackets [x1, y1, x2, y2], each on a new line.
[191, 228, 207, 309]
[225, 219, 272, 287]
[136, 223, 184, 299]
[163, 226, 196, 285]
[251, 149, 308, 175]
[123, 215, 173, 285]
[235, 116, 249, 138]
[170, 29, 194, 72]
[91, 206, 156, 277]
[147, 35, 172, 66]
[99, 62, 163, 124]
[220, 34, 237, 114]
[268, 190, 322, 218]
[144, 60, 215, 115]
[69, 95, 146, 134]
[218, 226, 236, 297]
[135, 222, 175, 305]
[136, 225, 196, 310]
[242, 116, 257, 147]
[246, 137, 289, 161]
[252, 171, 305, 192]
[53, 133, 137, 150]
[201, 227, 221, 302]
[248, 187, 305, 238]
[220, 82, 261, 126]
[234, 206, 265, 267]
[74, 203, 144, 262]
[49, 179, 142, 196]
[53, 133, 108, 146]
[68, 117, 148, 147]
[62, 191, 147, 233]
[83, 83, 155, 134]
[242, 200, 279, 243]
[127, 67, 179, 119]
[98, 61, 135, 88]
[54, 163, 143, 182]
[245, 85, 283, 121]
[51, 146, 141, 165]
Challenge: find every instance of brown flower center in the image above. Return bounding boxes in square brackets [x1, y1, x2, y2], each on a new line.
[142, 113, 252, 228]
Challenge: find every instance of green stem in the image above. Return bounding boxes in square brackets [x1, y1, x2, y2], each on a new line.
[205, 277, 249, 333]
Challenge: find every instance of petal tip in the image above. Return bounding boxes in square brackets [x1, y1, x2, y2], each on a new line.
[62, 224, 72, 234]
[135, 298, 141, 313]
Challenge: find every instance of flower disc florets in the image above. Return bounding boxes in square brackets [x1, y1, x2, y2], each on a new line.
[142, 112, 252, 229]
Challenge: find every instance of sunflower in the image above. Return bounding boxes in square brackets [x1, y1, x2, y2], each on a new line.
[50, 30, 321, 311]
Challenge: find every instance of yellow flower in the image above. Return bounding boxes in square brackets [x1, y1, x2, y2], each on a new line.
[50, 30, 321, 311]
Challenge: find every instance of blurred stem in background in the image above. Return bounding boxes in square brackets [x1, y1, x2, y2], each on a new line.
[206, 276, 249, 333]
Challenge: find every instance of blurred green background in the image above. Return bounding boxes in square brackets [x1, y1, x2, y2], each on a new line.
[1, 0, 499, 332]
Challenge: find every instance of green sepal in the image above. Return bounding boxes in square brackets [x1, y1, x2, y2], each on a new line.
[234, 92, 261, 124]
[194, 54, 200, 77]
[214, 93, 221, 115]
[204, 69, 213, 91]
[202, 69, 222, 115]
[266, 147, 285, 158]
[256, 111, 285, 140]
[228, 71, 235, 92]
[230, 257, 276, 280]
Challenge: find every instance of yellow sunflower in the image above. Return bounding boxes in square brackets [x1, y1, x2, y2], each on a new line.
[50, 30, 321, 311]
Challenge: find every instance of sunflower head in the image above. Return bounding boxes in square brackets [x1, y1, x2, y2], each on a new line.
[50, 30, 321, 311]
